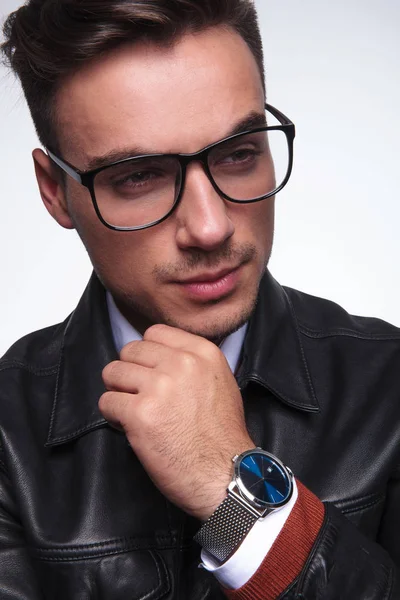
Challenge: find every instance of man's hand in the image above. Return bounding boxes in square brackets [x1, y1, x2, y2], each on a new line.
[99, 324, 254, 521]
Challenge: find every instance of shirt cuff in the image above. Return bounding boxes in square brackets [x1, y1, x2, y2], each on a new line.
[224, 481, 326, 600]
[200, 479, 298, 590]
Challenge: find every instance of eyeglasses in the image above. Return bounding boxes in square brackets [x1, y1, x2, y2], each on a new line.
[47, 104, 295, 231]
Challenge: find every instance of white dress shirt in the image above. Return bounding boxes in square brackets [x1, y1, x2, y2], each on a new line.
[106, 292, 297, 590]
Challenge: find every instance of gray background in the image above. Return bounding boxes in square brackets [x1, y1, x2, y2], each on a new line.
[1, 0, 399, 355]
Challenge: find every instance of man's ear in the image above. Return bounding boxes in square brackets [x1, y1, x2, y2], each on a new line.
[32, 148, 75, 230]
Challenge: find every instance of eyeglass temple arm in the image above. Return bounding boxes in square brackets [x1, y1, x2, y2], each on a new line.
[46, 149, 83, 184]
[265, 103, 294, 127]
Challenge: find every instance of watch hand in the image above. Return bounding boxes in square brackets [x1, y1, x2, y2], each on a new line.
[242, 459, 263, 479]
[247, 477, 264, 491]
[264, 481, 285, 502]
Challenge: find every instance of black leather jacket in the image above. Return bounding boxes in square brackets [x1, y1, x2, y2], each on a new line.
[1, 271, 400, 599]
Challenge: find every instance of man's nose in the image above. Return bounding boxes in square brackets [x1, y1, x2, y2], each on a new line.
[175, 162, 235, 251]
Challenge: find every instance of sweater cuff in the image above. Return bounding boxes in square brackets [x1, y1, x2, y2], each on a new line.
[223, 480, 325, 600]
[201, 481, 298, 589]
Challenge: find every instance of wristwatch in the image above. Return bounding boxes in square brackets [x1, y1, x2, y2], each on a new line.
[194, 448, 294, 564]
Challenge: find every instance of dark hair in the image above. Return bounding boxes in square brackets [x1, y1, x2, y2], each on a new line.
[1, 0, 265, 152]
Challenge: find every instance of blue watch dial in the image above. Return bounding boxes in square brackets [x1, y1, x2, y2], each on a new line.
[238, 452, 291, 505]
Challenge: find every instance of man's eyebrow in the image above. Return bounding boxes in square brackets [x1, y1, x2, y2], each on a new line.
[85, 146, 151, 172]
[84, 110, 267, 172]
[226, 111, 268, 137]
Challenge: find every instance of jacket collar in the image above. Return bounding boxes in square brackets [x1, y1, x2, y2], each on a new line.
[237, 271, 319, 413]
[46, 273, 117, 446]
[46, 270, 318, 447]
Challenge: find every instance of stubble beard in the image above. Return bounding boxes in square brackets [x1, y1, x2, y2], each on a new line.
[113, 242, 267, 344]
[115, 277, 261, 344]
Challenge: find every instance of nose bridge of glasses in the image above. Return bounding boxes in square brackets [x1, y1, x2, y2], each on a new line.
[178, 147, 220, 194]
[179, 145, 210, 169]
[178, 144, 223, 186]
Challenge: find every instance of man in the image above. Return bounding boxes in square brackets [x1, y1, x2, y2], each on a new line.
[0, 1, 399, 598]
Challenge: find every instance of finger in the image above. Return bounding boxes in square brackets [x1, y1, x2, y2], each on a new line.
[119, 339, 173, 367]
[144, 323, 218, 358]
[99, 390, 137, 431]
[102, 360, 152, 393]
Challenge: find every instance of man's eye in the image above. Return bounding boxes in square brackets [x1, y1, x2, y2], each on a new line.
[113, 170, 159, 187]
[214, 147, 261, 167]
[225, 149, 256, 162]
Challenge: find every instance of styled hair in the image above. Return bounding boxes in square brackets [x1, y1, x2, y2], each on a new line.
[1, 0, 265, 152]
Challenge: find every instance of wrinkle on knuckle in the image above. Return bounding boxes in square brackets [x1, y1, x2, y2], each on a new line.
[119, 394, 134, 416]
[154, 372, 172, 394]
[206, 343, 224, 365]
[102, 361, 116, 382]
[144, 323, 167, 341]
[179, 351, 198, 373]
[99, 390, 117, 413]
[120, 341, 140, 362]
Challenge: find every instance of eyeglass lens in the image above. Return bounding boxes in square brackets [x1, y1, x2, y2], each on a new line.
[93, 129, 289, 229]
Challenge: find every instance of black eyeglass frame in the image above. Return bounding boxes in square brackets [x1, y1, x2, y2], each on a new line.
[47, 103, 295, 231]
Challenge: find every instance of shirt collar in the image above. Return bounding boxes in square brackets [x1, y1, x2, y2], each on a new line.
[46, 271, 318, 447]
[106, 291, 248, 375]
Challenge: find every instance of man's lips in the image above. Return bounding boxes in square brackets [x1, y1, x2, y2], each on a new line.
[172, 265, 243, 301]
[174, 265, 241, 285]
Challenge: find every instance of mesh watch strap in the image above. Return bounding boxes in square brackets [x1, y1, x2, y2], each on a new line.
[194, 494, 258, 563]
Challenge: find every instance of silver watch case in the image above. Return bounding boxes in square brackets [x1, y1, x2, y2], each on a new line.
[228, 448, 294, 518]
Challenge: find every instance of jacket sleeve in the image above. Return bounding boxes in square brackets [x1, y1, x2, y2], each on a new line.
[224, 478, 400, 600]
[0, 456, 43, 599]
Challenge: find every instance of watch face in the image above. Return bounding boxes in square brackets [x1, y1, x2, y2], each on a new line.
[237, 451, 292, 507]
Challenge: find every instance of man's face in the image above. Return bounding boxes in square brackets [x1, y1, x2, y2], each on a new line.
[52, 26, 274, 340]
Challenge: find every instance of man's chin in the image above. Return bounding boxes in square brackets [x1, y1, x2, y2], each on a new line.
[163, 300, 257, 345]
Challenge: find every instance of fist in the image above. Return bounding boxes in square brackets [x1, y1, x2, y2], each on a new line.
[99, 324, 254, 520]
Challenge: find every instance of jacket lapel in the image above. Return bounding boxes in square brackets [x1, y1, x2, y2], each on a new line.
[238, 271, 319, 413]
[46, 273, 117, 446]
